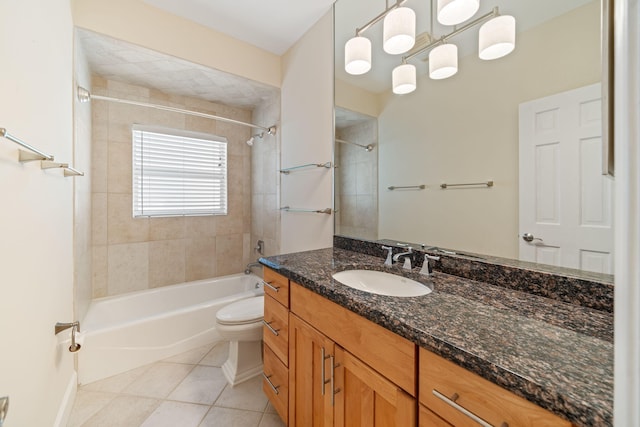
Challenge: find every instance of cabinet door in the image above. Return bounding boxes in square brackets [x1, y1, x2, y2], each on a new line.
[334, 347, 416, 427]
[289, 314, 335, 427]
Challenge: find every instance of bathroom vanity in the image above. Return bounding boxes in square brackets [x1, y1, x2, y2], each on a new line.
[259, 238, 613, 427]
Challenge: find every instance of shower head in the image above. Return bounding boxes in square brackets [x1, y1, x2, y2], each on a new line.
[246, 132, 264, 146]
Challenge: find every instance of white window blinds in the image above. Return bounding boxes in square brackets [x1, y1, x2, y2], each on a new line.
[132, 125, 227, 217]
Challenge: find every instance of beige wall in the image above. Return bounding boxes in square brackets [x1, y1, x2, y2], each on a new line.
[0, 0, 77, 425]
[280, 11, 335, 254]
[71, 0, 281, 89]
[335, 79, 381, 118]
[91, 78, 254, 297]
[336, 120, 378, 240]
[378, 1, 601, 258]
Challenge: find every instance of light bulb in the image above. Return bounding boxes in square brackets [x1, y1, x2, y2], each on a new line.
[479, 15, 516, 60]
[345, 36, 372, 75]
[383, 7, 416, 55]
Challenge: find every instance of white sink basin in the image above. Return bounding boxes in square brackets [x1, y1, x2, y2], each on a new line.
[332, 270, 432, 297]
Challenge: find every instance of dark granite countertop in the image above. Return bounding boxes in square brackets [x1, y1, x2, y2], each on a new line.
[260, 247, 613, 427]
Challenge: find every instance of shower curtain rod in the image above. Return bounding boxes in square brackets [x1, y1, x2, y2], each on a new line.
[76, 86, 277, 135]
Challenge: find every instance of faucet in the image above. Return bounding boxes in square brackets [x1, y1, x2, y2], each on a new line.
[420, 254, 440, 276]
[244, 261, 262, 275]
[381, 246, 394, 266]
[393, 247, 413, 270]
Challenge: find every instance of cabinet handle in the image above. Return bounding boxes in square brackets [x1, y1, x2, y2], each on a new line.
[263, 373, 280, 395]
[321, 347, 330, 396]
[262, 320, 279, 336]
[330, 355, 341, 406]
[262, 280, 280, 293]
[433, 390, 508, 427]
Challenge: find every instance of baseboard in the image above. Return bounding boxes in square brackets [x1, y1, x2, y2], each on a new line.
[53, 371, 77, 427]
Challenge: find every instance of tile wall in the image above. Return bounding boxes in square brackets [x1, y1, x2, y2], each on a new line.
[91, 77, 256, 297]
[335, 120, 378, 240]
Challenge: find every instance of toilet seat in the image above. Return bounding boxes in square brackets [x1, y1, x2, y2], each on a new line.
[216, 296, 264, 326]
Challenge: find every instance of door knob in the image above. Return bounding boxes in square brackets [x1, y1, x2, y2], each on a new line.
[522, 233, 543, 243]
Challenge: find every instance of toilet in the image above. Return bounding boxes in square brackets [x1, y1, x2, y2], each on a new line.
[215, 296, 264, 386]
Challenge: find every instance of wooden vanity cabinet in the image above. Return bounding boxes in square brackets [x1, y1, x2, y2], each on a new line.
[289, 281, 416, 427]
[419, 348, 572, 427]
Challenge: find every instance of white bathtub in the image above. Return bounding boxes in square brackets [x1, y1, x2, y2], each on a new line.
[77, 273, 264, 385]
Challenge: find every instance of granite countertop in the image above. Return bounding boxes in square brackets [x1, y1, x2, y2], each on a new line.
[260, 247, 613, 427]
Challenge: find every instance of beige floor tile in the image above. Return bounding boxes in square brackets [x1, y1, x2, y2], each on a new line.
[199, 407, 262, 427]
[259, 412, 287, 427]
[199, 341, 229, 367]
[264, 401, 278, 414]
[140, 401, 209, 427]
[66, 390, 116, 427]
[163, 343, 214, 365]
[214, 375, 268, 412]
[81, 395, 160, 427]
[81, 364, 153, 394]
[168, 366, 228, 405]
[122, 362, 194, 399]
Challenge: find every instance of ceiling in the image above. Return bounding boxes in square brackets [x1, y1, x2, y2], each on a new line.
[142, 0, 336, 55]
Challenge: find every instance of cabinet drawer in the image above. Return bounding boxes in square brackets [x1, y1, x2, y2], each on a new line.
[291, 282, 416, 396]
[263, 268, 290, 308]
[263, 344, 288, 425]
[419, 348, 571, 427]
[264, 294, 289, 365]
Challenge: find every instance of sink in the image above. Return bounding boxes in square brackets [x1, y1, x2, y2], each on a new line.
[332, 270, 432, 297]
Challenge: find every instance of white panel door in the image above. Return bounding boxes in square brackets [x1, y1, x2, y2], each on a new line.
[518, 83, 614, 274]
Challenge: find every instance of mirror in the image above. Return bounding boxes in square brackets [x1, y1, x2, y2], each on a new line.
[334, 0, 614, 276]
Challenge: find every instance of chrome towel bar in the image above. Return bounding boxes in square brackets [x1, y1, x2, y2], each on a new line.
[388, 185, 426, 190]
[440, 180, 494, 189]
[280, 206, 332, 214]
[280, 162, 332, 174]
[1, 127, 54, 161]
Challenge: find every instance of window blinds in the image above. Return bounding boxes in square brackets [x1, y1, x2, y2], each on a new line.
[132, 126, 228, 217]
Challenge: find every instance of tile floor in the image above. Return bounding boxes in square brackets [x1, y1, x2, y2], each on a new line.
[68, 341, 285, 427]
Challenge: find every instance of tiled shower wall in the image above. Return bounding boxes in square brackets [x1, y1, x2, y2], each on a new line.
[91, 77, 255, 298]
[335, 120, 378, 240]
[251, 97, 281, 259]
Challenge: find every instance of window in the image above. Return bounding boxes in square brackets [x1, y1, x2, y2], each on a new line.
[132, 125, 227, 218]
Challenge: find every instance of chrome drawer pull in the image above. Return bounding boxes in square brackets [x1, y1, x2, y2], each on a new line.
[262, 320, 280, 336]
[432, 389, 508, 427]
[321, 347, 330, 396]
[262, 280, 280, 293]
[330, 355, 341, 406]
[262, 373, 280, 395]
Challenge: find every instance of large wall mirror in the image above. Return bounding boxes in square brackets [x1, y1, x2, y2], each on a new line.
[334, 0, 614, 275]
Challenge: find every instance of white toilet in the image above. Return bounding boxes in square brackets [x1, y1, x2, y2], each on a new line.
[215, 296, 264, 386]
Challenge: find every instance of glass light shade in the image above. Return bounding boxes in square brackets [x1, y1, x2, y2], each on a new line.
[345, 36, 372, 75]
[437, 0, 479, 26]
[392, 63, 416, 95]
[429, 44, 458, 79]
[383, 7, 416, 55]
[479, 15, 516, 60]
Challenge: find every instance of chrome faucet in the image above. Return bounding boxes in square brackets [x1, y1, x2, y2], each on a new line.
[244, 262, 262, 275]
[420, 254, 441, 276]
[382, 246, 394, 266]
[393, 247, 413, 270]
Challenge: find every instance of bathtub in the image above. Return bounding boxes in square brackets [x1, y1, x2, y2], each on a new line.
[77, 273, 264, 385]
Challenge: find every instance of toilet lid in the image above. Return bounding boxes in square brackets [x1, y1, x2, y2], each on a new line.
[216, 296, 264, 325]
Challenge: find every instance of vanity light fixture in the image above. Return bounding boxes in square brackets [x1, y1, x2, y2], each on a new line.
[391, 6, 515, 94]
[345, 0, 416, 76]
[437, 0, 480, 26]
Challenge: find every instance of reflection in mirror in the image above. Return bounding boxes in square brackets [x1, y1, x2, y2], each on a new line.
[334, 0, 614, 275]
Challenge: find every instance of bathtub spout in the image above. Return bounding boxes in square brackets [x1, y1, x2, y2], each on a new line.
[244, 262, 262, 275]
